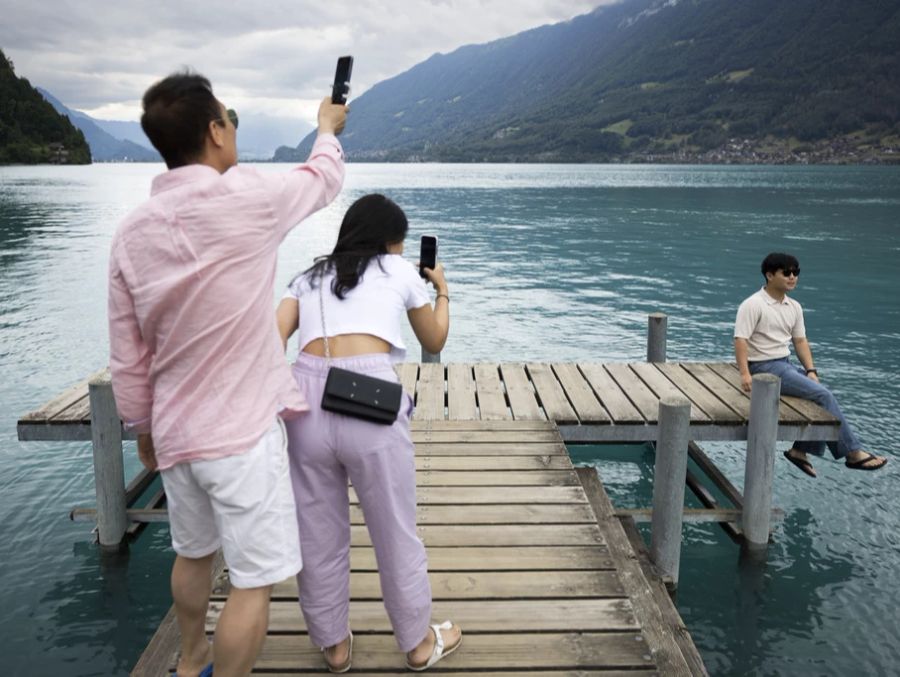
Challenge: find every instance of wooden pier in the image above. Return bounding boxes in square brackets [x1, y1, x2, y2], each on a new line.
[132, 419, 704, 675]
[17, 316, 840, 676]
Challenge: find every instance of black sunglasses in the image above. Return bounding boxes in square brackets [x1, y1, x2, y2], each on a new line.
[214, 108, 239, 130]
[781, 268, 800, 277]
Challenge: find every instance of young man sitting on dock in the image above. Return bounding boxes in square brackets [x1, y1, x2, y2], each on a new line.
[733, 252, 887, 477]
[107, 72, 347, 677]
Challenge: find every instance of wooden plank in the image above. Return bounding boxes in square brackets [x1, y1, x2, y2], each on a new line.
[681, 363, 752, 419]
[413, 362, 445, 420]
[603, 363, 662, 422]
[527, 363, 578, 423]
[552, 363, 611, 423]
[350, 524, 603, 547]
[471, 364, 510, 421]
[349, 503, 598, 525]
[413, 469, 579, 486]
[658, 363, 743, 422]
[413, 430, 560, 443]
[499, 363, 544, 420]
[576, 468, 695, 675]
[412, 441, 568, 456]
[394, 362, 418, 397]
[619, 516, 709, 676]
[414, 455, 573, 470]
[219, 598, 637, 633]
[631, 363, 709, 423]
[707, 363, 806, 423]
[411, 419, 554, 431]
[50, 393, 91, 423]
[252, 633, 656, 671]
[348, 545, 615, 571]
[263, 570, 625, 602]
[447, 363, 478, 420]
[579, 364, 643, 423]
[351, 486, 589, 505]
[19, 366, 107, 423]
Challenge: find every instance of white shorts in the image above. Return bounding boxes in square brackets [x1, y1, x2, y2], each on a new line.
[160, 418, 302, 589]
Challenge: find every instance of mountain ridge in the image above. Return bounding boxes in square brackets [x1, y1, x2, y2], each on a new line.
[277, 0, 900, 164]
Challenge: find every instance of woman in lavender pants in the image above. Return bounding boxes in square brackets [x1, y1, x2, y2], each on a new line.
[276, 194, 460, 672]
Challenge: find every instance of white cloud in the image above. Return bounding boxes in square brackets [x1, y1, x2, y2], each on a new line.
[1, 0, 615, 125]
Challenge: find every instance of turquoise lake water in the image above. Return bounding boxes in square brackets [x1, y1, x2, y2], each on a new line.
[1, 163, 899, 675]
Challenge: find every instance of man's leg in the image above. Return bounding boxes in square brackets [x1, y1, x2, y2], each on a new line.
[212, 584, 273, 677]
[171, 553, 215, 677]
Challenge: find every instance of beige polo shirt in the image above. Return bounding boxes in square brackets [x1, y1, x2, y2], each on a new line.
[734, 287, 806, 361]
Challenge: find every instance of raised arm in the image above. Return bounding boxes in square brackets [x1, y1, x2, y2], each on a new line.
[407, 263, 450, 354]
[276, 297, 300, 352]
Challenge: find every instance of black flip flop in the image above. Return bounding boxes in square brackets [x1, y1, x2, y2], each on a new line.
[783, 450, 817, 477]
[845, 452, 888, 471]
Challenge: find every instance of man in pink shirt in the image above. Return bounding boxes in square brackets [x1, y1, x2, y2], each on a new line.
[107, 71, 347, 677]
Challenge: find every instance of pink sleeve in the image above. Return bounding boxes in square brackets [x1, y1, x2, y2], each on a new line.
[271, 134, 345, 242]
[108, 250, 153, 433]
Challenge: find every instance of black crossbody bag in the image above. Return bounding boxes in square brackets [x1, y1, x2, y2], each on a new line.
[317, 272, 402, 425]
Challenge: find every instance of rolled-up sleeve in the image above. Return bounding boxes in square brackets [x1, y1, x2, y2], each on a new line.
[108, 249, 153, 433]
[272, 133, 345, 242]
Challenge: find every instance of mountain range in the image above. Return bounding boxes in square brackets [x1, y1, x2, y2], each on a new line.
[277, 0, 900, 163]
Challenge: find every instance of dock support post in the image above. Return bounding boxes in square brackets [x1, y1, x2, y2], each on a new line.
[742, 373, 781, 549]
[647, 313, 668, 363]
[421, 348, 440, 363]
[89, 374, 128, 549]
[650, 396, 691, 587]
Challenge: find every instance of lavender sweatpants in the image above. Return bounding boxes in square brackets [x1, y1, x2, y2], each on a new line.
[285, 352, 432, 652]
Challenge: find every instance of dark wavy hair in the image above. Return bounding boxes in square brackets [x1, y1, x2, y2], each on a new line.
[761, 252, 799, 279]
[303, 194, 409, 299]
[141, 70, 221, 169]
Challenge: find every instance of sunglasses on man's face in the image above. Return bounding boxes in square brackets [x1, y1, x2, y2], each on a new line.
[781, 268, 800, 277]
[215, 108, 239, 130]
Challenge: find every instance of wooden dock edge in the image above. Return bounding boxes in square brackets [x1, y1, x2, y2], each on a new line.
[131, 552, 226, 677]
[575, 467, 708, 677]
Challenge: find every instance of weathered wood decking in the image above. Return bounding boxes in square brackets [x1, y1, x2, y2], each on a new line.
[18, 361, 838, 444]
[133, 420, 705, 675]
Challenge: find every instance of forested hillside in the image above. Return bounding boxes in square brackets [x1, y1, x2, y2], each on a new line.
[277, 0, 900, 163]
[0, 48, 91, 165]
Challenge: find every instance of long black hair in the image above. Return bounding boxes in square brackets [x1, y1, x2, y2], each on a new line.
[302, 194, 409, 299]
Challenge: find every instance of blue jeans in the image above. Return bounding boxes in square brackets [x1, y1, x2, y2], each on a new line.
[748, 357, 862, 459]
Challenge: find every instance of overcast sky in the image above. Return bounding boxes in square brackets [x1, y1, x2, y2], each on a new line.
[0, 0, 612, 126]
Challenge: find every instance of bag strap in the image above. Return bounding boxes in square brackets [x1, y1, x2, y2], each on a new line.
[318, 269, 331, 364]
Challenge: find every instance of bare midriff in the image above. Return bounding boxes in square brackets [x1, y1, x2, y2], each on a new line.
[301, 333, 392, 357]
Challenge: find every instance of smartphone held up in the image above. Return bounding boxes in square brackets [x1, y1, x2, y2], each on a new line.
[419, 235, 437, 279]
[332, 56, 354, 104]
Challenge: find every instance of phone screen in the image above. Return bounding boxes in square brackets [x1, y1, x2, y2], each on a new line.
[419, 236, 437, 278]
[331, 56, 354, 104]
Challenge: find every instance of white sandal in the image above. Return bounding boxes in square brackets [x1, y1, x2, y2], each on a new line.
[406, 620, 462, 671]
[322, 631, 353, 674]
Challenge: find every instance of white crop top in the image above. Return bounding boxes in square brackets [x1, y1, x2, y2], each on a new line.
[285, 254, 431, 362]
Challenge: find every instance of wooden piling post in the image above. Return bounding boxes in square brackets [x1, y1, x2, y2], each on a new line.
[421, 348, 440, 363]
[88, 374, 128, 549]
[650, 396, 691, 587]
[742, 373, 781, 548]
[647, 313, 668, 363]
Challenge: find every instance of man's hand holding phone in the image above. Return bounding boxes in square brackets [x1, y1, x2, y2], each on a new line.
[318, 97, 347, 136]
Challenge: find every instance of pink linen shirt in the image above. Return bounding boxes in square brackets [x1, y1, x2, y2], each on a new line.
[108, 134, 344, 470]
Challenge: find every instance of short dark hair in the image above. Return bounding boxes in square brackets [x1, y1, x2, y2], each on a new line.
[302, 194, 410, 299]
[761, 252, 799, 279]
[141, 71, 222, 169]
